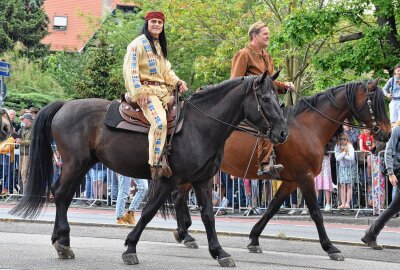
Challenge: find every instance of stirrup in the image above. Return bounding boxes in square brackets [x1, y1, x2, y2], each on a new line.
[257, 164, 284, 178]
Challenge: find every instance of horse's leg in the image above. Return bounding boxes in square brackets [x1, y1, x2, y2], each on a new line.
[192, 180, 236, 267]
[123, 180, 177, 265]
[51, 165, 86, 259]
[248, 181, 297, 253]
[298, 180, 344, 261]
[173, 183, 198, 248]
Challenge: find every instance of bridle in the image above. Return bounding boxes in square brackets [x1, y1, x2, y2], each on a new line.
[250, 77, 274, 138]
[288, 81, 382, 135]
[182, 76, 277, 138]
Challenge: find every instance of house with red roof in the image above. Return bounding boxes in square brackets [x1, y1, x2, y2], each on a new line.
[42, 0, 137, 52]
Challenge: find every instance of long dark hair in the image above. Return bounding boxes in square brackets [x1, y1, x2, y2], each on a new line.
[141, 20, 168, 58]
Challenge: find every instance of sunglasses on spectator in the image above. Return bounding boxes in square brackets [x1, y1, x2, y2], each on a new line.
[339, 138, 347, 141]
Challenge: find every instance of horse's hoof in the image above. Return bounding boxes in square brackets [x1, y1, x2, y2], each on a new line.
[122, 253, 139, 265]
[247, 245, 263, 253]
[328, 252, 344, 261]
[184, 240, 199, 249]
[53, 241, 75, 259]
[173, 230, 183, 243]
[218, 256, 236, 267]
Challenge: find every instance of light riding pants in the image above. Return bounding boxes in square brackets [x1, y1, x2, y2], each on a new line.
[141, 95, 167, 166]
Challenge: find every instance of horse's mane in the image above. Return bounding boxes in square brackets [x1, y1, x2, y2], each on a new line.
[287, 80, 388, 124]
[189, 77, 246, 107]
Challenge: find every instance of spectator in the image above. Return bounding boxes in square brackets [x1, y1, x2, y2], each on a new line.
[29, 107, 40, 118]
[116, 175, 148, 225]
[359, 128, 375, 182]
[0, 135, 15, 195]
[7, 109, 21, 134]
[315, 146, 333, 212]
[85, 172, 92, 199]
[382, 63, 400, 126]
[107, 170, 119, 203]
[52, 147, 62, 184]
[15, 113, 33, 191]
[286, 190, 299, 215]
[343, 120, 360, 150]
[335, 132, 356, 209]
[89, 163, 106, 203]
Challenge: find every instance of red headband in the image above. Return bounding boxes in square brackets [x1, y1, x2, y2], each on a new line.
[145, 11, 165, 22]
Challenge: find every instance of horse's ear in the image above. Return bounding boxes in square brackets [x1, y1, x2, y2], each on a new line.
[260, 70, 268, 83]
[270, 70, 280, 81]
[368, 78, 380, 91]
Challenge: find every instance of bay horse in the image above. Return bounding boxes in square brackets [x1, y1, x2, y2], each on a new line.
[10, 72, 289, 267]
[173, 79, 391, 261]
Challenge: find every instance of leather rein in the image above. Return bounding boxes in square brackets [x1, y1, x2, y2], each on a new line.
[288, 81, 382, 135]
[182, 76, 275, 138]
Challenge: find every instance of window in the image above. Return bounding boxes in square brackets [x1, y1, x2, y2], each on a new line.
[53, 16, 68, 31]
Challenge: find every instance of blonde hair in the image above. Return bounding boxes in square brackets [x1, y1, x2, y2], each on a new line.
[337, 132, 350, 145]
[248, 21, 268, 41]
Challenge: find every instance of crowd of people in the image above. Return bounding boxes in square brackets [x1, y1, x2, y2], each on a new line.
[0, 107, 37, 196]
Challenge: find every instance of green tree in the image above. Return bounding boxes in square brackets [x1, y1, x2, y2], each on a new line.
[72, 10, 144, 99]
[0, 0, 49, 55]
[133, 0, 400, 101]
[2, 44, 66, 111]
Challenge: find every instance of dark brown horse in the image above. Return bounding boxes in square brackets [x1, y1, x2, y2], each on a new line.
[10, 72, 288, 267]
[173, 79, 391, 261]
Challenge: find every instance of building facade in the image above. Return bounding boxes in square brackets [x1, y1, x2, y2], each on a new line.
[42, 0, 136, 52]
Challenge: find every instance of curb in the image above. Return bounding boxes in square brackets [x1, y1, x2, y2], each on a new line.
[2, 217, 399, 250]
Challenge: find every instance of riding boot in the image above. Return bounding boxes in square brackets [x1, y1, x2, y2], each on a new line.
[150, 165, 163, 180]
[256, 138, 284, 178]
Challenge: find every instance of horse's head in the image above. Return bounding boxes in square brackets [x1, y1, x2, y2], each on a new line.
[244, 71, 289, 144]
[351, 79, 391, 142]
[0, 109, 12, 142]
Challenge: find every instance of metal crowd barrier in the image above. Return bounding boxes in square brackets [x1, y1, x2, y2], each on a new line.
[189, 150, 392, 217]
[0, 145, 393, 219]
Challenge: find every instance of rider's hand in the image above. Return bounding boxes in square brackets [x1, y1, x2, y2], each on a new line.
[389, 173, 398, 187]
[284, 82, 294, 90]
[138, 94, 149, 110]
[177, 80, 188, 92]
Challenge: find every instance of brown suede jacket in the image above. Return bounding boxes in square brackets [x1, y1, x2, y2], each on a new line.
[230, 44, 286, 94]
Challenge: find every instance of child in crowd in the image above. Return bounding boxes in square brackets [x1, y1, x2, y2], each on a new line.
[335, 132, 356, 209]
[315, 145, 333, 212]
[359, 128, 375, 182]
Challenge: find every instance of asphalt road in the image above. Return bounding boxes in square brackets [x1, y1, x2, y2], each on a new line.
[1, 221, 399, 270]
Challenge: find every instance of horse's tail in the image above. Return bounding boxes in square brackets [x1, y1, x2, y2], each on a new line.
[10, 101, 65, 219]
[148, 181, 176, 219]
